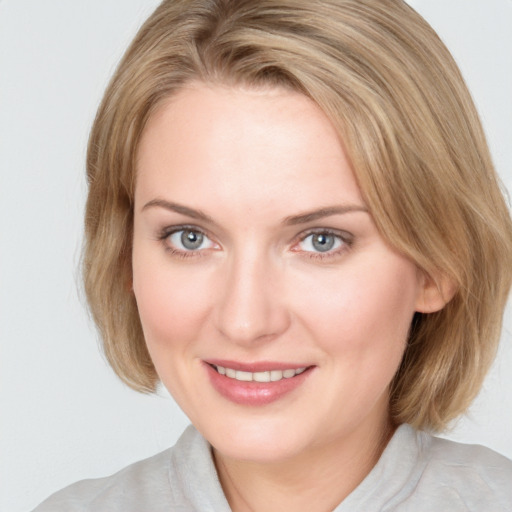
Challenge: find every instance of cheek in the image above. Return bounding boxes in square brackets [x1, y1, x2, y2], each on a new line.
[132, 255, 212, 351]
[292, 256, 419, 356]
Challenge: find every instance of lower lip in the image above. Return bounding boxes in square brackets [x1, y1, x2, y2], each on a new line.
[204, 363, 313, 406]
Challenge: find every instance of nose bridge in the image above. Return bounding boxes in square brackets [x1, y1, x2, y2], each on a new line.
[214, 243, 289, 344]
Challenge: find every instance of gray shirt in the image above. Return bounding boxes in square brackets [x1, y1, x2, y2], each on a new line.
[33, 424, 512, 511]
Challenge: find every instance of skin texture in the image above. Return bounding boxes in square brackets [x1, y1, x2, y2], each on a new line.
[132, 83, 446, 511]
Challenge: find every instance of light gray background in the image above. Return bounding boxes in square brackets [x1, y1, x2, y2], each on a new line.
[1, 1, 511, 511]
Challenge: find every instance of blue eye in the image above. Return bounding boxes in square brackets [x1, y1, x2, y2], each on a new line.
[298, 232, 344, 253]
[167, 229, 215, 252]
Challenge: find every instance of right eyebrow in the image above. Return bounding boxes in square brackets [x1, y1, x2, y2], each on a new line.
[141, 199, 214, 223]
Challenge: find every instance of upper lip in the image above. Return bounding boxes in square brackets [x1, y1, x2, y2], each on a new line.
[204, 359, 313, 372]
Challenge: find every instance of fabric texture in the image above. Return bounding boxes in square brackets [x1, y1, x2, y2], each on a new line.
[33, 424, 512, 511]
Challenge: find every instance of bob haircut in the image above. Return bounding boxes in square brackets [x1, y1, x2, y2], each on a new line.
[84, 0, 512, 431]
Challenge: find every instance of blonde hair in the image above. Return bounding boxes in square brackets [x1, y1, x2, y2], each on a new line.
[84, 0, 512, 431]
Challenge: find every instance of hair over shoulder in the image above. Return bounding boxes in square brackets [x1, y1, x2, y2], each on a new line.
[83, 0, 512, 431]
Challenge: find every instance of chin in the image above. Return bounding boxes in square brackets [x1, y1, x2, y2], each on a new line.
[202, 416, 313, 463]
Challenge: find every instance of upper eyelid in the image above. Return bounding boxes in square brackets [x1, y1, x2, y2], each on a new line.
[159, 226, 218, 256]
[158, 225, 218, 250]
[288, 228, 354, 258]
[158, 224, 211, 239]
[295, 227, 354, 243]
[157, 224, 354, 250]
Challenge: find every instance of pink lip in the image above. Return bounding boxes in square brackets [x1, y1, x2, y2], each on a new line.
[203, 360, 314, 406]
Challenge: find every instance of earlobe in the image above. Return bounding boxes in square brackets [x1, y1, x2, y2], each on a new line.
[415, 271, 458, 313]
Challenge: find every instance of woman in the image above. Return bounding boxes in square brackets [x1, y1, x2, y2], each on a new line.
[34, 0, 512, 510]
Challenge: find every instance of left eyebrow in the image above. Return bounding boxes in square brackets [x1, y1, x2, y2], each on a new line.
[283, 205, 369, 226]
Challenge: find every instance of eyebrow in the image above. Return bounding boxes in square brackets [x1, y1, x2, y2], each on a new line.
[142, 199, 368, 225]
[283, 205, 369, 225]
[142, 199, 214, 223]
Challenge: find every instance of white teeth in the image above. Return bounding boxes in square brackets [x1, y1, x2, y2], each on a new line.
[235, 370, 253, 382]
[270, 370, 283, 381]
[214, 365, 307, 382]
[253, 371, 270, 383]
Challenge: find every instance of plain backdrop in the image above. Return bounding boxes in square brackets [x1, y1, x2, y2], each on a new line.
[1, 1, 511, 510]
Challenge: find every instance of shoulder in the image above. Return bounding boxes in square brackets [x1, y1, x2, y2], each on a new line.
[424, 431, 512, 483]
[32, 447, 173, 512]
[407, 428, 512, 510]
[31, 425, 213, 512]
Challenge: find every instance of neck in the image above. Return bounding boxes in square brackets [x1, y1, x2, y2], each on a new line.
[213, 415, 395, 512]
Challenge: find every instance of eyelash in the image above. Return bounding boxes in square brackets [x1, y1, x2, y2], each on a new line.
[157, 225, 354, 261]
[291, 228, 354, 261]
[157, 225, 215, 259]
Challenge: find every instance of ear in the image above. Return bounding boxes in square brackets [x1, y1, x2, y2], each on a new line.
[415, 270, 457, 313]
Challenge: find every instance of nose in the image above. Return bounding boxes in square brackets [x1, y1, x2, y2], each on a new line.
[213, 250, 291, 345]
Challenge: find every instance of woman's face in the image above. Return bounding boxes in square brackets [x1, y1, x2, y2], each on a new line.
[133, 83, 427, 463]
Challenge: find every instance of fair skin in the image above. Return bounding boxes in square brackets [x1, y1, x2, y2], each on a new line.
[132, 83, 447, 511]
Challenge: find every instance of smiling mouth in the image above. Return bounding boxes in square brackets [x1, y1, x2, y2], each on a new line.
[210, 364, 308, 383]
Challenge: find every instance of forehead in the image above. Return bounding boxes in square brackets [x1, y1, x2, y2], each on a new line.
[135, 83, 364, 217]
